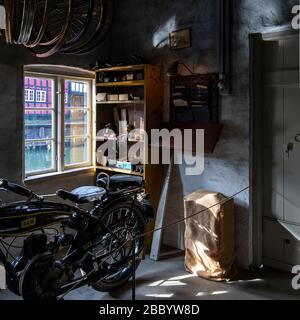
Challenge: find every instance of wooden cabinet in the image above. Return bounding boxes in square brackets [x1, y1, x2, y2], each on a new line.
[94, 64, 164, 249]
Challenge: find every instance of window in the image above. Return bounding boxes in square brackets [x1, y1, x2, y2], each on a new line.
[25, 89, 34, 102]
[24, 74, 92, 177]
[36, 90, 47, 103]
[64, 80, 91, 167]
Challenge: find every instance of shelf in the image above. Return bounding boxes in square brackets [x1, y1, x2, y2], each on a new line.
[96, 137, 144, 143]
[96, 80, 144, 87]
[96, 166, 144, 177]
[96, 100, 144, 105]
[95, 64, 145, 73]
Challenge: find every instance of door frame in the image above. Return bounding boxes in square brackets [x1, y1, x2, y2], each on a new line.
[250, 28, 299, 268]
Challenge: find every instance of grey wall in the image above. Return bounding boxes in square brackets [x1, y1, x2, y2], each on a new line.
[109, 0, 299, 268]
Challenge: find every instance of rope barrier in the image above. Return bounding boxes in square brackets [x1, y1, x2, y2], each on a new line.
[136, 185, 250, 240]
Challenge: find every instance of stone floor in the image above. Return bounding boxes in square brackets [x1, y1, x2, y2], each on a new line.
[1, 255, 300, 300]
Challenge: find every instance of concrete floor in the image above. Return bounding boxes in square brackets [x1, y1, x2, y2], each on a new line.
[1, 255, 300, 300]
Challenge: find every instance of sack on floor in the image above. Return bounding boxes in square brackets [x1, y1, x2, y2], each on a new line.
[184, 190, 237, 281]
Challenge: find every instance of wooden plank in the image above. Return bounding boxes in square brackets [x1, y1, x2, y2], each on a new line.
[96, 166, 144, 177]
[96, 100, 144, 105]
[96, 80, 144, 87]
[95, 64, 146, 72]
[150, 154, 173, 261]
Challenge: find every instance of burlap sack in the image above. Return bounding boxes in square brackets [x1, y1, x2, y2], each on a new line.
[184, 190, 237, 281]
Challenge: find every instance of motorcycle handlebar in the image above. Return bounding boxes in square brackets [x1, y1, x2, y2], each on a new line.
[0, 179, 34, 198]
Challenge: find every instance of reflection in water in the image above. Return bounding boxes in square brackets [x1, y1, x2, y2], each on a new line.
[25, 143, 88, 173]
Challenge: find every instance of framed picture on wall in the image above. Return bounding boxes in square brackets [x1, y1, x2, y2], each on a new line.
[169, 28, 191, 50]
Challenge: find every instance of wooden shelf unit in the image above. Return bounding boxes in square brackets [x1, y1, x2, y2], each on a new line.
[95, 64, 164, 249]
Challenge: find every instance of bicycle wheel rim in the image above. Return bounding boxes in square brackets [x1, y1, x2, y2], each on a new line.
[74, 0, 113, 55]
[25, 0, 49, 48]
[31, 0, 74, 58]
[4, 0, 13, 44]
[38, 1, 71, 46]
[60, 0, 94, 50]
[61, 0, 104, 54]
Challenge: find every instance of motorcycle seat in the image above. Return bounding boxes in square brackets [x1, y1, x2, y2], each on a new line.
[56, 186, 106, 204]
[97, 174, 144, 191]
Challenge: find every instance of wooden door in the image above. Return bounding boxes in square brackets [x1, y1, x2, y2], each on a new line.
[261, 35, 300, 271]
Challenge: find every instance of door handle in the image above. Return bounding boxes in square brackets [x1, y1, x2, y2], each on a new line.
[285, 143, 294, 158]
[295, 134, 300, 143]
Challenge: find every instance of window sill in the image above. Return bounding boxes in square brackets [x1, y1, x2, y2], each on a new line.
[24, 166, 95, 184]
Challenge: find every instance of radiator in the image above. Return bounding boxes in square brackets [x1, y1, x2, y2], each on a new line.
[0, 264, 5, 290]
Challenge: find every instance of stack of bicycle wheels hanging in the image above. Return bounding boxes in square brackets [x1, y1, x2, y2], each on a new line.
[3, 0, 113, 57]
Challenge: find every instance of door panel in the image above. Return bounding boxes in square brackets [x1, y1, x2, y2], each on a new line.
[263, 219, 285, 262]
[261, 35, 300, 270]
[284, 87, 300, 224]
[262, 86, 284, 221]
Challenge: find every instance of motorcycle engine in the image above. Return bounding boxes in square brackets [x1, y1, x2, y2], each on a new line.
[24, 234, 48, 259]
[11, 233, 72, 300]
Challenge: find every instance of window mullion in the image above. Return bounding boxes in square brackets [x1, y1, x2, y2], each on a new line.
[57, 76, 65, 173]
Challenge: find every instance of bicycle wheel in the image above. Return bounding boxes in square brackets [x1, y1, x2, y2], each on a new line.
[30, 0, 74, 58]
[4, 0, 13, 44]
[59, 0, 94, 51]
[25, 0, 48, 47]
[60, 0, 103, 54]
[18, 0, 37, 45]
[91, 201, 146, 292]
[12, 0, 24, 44]
[74, 0, 113, 55]
[38, 0, 71, 46]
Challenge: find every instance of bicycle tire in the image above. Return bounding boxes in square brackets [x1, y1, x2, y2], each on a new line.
[74, 0, 113, 55]
[61, 0, 104, 54]
[17, 0, 37, 45]
[12, 0, 24, 44]
[30, 0, 74, 58]
[25, 0, 49, 48]
[60, 0, 94, 51]
[38, 1, 70, 47]
[23, 0, 37, 45]
[4, 0, 13, 44]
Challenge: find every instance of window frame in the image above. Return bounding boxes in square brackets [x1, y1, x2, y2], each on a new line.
[24, 74, 57, 177]
[62, 77, 93, 171]
[23, 72, 93, 178]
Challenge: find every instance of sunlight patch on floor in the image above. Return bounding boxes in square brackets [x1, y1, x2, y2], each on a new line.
[145, 293, 174, 298]
[147, 274, 195, 287]
[196, 290, 229, 297]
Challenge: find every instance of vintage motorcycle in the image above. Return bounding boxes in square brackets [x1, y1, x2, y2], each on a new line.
[0, 173, 153, 300]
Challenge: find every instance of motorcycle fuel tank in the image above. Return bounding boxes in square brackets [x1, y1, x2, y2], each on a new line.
[0, 201, 72, 236]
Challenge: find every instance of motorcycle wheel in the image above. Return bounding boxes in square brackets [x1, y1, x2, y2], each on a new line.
[91, 201, 146, 292]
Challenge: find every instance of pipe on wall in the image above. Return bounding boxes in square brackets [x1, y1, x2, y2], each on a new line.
[219, 0, 232, 94]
